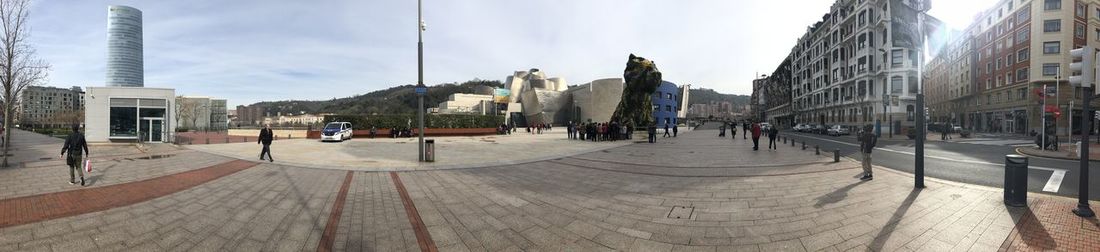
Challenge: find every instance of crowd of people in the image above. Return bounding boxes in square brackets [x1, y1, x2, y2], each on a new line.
[565, 121, 638, 142]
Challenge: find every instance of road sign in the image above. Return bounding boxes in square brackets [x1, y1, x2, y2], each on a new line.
[415, 86, 427, 95]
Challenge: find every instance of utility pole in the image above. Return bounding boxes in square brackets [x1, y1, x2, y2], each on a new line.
[914, 3, 927, 189]
[416, 0, 427, 162]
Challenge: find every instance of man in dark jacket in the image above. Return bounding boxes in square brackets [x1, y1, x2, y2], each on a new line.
[258, 124, 274, 162]
[859, 125, 878, 180]
[663, 123, 671, 137]
[767, 126, 779, 150]
[751, 123, 762, 151]
[61, 124, 89, 186]
[672, 123, 678, 137]
[743, 122, 749, 139]
[647, 123, 657, 143]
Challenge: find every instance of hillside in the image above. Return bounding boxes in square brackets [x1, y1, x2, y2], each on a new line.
[252, 79, 503, 115]
[687, 88, 749, 107]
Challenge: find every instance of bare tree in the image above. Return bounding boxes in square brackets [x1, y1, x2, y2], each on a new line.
[175, 96, 199, 131]
[0, 0, 49, 167]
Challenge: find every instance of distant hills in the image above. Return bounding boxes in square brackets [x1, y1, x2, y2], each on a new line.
[246, 80, 747, 115]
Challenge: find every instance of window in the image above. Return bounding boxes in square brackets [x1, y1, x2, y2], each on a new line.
[906, 105, 915, 121]
[1019, 88, 1027, 100]
[109, 107, 137, 137]
[908, 76, 917, 94]
[986, 78, 992, 89]
[1018, 48, 1029, 62]
[1016, 67, 1029, 81]
[891, 49, 903, 67]
[1019, 6, 1031, 21]
[868, 79, 875, 97]
[996, 59, 1002, 70]
[1044, 19, 1061, 32]
[666, 93, 673, 99]
[1045, 0, 1061, 10]
[1042, 63, 1059, 76]
[891, 76, 903, 94]
[1005, 73, 1013, 85]
[1043, 41, 1060, 54]
[666, 105, 672, 112]
[1077, 3, 1086, 17]
[1008, 54, 1015, 66]
[1076, 23, 1086, 39]
[1016, 29, 1028, 44]
[987, 63, 993, 74]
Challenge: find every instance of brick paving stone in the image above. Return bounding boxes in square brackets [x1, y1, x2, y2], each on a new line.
[0, 128, 1096, 251]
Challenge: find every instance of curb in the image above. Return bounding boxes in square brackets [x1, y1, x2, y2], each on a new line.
[1014, 147, 1100, 162]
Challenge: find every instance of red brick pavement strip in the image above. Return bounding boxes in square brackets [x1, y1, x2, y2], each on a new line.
[316, 170, 353, 252]
[390, 171, 437, 252]
[999, 197, 1100, 251]
[0, 159, 258, 229]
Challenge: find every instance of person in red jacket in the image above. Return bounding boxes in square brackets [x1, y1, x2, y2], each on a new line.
[751, 122, 762, 151]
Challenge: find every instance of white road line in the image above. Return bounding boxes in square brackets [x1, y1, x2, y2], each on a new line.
[1043, 170, 1066, 193]
[786, 133, 1068, 173]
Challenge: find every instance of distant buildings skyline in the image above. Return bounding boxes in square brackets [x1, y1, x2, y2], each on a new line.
[105, 5, 143, 87]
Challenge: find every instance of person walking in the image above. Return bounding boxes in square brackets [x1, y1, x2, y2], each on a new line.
[567, 121, 574, 139]
[60, 124, 89, 186]
[859, 125, 878, 180]
[743, 122, 749, 139]
[731, 123, 737, 139]
[751, 122, 762, 151]
[369, 126, 377, 139]
[258, 124, 274, 162]
[767, 125, 779, 150]
[672, 123, 678, 137]
[663, 123, 671, 138]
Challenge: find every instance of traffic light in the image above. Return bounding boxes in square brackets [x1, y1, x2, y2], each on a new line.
[1069, 46, 1097, 93]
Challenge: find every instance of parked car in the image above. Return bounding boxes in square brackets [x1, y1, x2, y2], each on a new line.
[793, 124, 808, 132]
[827, 125, 850, 136]
[321, 122, 353, 142]
[759, 122, 772, 130]
[951, 124, 962, 132]
[812, 124, 827, 134]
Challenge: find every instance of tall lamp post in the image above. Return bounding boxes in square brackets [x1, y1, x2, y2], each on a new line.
[416, 0, 427, 162]
[914, 1, 930, 188]
[1067, 46, 1094, 217]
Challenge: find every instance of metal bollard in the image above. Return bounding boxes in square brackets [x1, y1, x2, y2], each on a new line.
[815, 145, 820, 155]
[1004, 155, 1029, 207]
[834, 149, 840, 162]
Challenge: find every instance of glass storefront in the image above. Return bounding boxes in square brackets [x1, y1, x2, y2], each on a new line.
[109, 98, 168, 142]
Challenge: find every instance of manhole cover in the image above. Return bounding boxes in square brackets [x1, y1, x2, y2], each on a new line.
[667, 206, 694, 219]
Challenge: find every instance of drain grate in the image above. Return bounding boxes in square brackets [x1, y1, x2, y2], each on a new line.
[667, 206, 694, 219]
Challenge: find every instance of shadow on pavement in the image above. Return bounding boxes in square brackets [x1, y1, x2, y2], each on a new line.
[1005, 204, 1056, 250]
[867, 188, 922, 251]
[813, 178, 867, 208]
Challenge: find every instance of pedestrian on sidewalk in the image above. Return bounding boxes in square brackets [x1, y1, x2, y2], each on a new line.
[941, 125, 952, 140]
[567, 121, 574, 139]
[60, 124, 89, 186]
[673, 124, 678, 137]
[663, 123, 671, 138]
[258, 124, 274, 162]
[369, 126, 377, 139]
[751, 122, 761, 151]
[719, 124, 726, 137]
[859, 125, 878, 180]
[767, 125, 778, 150]
[731, 123, 737, 139]
[743, 122, 749, 139]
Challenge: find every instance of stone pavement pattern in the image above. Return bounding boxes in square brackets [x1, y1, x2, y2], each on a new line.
[187, 131, 629, 171]
[0, 128, 1097, 251]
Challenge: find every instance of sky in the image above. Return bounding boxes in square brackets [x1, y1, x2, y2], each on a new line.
[29, 0, 997, 107]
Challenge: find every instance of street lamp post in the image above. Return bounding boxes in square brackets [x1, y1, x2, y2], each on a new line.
[416, 0, 426, 162]
[914, 3, 928, 189]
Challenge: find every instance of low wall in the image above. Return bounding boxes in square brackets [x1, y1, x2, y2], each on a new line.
[228, 129, 308, 138]
[307, 128, 499, 139]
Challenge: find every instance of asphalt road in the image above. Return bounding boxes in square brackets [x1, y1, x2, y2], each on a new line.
[777, 130, 1100, 201]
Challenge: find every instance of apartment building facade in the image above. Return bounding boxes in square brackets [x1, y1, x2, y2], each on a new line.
[926, 0, 1100, 136]
[770, 0, 931, 135]
[20, 86, 85, 127]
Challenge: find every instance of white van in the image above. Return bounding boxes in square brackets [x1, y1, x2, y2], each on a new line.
[320, 122, 353, 142]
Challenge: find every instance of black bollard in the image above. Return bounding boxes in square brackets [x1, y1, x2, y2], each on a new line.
[834, 149, 840, 162]
[791, 139, 795, 146]
[815, 145, 820, 155]
[802, 142, 806, 150]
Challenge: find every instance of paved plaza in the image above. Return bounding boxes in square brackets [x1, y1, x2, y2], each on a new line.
[0, 129, 1097, 251]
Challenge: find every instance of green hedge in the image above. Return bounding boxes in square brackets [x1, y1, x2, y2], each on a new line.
[322, 114, 504, 129]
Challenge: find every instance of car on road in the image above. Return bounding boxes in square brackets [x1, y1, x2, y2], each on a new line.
[827, 125, 850, 136]
[812, 124, 827, 134]
[793, 124, 808, 132]
[321, 122, 353, 142]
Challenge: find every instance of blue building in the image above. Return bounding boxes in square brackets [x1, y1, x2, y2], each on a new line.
[652, 81, 679, 127]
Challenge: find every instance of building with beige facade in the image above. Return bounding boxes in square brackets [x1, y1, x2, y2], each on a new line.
[925, 0, 1100, 136]
[758, 0, 935, 135]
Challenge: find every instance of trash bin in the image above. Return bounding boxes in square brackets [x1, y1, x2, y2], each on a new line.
[1003, 154, 1028, 207]
[424, 139, 435, 162]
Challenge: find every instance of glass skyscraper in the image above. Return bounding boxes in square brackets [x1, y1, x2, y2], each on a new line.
[106, 5, 142, 87]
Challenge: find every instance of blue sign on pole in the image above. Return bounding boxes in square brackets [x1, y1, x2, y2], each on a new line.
[415, 86, 427, 95]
